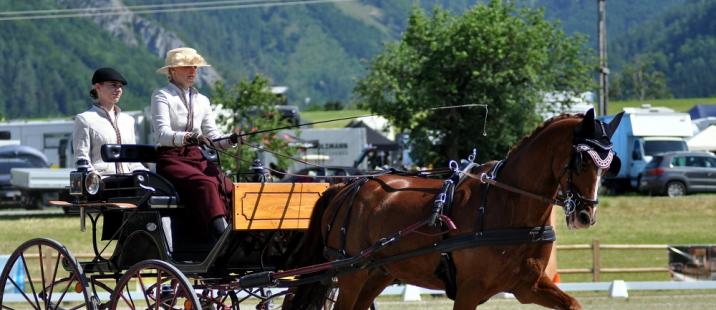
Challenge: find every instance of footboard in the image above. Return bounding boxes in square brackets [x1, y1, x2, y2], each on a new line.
[232, 182, 330, 230]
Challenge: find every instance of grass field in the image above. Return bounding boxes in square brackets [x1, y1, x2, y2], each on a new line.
[608, 97, 716, 113]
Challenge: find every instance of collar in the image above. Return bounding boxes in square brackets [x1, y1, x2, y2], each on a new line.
[92, 103, 121, 115]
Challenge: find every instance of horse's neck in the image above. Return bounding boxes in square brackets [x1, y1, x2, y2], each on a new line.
[490, 131, 569, 227]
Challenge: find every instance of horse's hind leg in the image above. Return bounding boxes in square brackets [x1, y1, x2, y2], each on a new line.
[512, 274, 581, 310]
[352, 270, 394, 310]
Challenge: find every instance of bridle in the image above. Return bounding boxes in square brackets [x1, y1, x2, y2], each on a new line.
[465, 140, 618, 218]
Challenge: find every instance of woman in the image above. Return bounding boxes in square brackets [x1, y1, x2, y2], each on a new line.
[151, 47, 239, 239]
[73, 67, 146, 174]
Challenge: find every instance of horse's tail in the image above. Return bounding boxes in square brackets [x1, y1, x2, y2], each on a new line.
[284, 182, 348, 310]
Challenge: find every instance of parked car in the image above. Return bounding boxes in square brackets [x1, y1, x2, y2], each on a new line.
[638, 151, 716, 197]
[281, 166, 363, 183]
[0, 158, 37, 204]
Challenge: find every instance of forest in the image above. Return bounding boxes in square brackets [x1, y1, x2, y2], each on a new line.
[0, 0, 711, 119]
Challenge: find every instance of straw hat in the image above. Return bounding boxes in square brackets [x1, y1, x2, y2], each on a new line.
[156, 47, 211, 74]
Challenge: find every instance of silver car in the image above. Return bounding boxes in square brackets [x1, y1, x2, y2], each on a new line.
[638, 151, 716, 197]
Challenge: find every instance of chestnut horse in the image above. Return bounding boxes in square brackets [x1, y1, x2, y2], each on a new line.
[286, 109, 623, 310]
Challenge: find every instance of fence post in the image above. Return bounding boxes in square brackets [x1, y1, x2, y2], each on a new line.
[592, 239, 601, 282]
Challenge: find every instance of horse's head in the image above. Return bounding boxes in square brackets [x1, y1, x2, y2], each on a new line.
[559, 108, 623, 229]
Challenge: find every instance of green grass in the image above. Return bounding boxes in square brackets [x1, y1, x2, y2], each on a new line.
[300, 109, 370, 128]
[1, 194, 714, 283]
[609, 97, 716, 113]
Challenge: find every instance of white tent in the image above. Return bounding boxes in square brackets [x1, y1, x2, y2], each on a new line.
[688, 125, 716, 151]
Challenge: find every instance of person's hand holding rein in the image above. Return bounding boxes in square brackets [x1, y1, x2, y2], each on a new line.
[229, 128, 247, 145]
[185, 132, 213, 147]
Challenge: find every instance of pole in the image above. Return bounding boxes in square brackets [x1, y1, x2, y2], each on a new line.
[598, 0, 609, 116]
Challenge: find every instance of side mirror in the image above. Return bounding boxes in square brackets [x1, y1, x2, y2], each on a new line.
[632, 149, 642, 160]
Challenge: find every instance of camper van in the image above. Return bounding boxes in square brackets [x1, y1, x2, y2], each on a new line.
[0, 120, 74, 168]
[600, 105, 692, 192]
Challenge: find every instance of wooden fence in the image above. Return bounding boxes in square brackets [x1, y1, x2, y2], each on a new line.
[557, 240, 671, 282]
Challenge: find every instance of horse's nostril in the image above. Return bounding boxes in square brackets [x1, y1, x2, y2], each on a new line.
[578, 210, 591, 224]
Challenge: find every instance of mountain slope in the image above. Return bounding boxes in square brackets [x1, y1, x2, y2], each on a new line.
[610, 0, 716, 97]
[0, 0, 708, 119]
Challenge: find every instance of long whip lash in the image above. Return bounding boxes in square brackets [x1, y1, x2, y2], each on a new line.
[228, 103, 489, 139]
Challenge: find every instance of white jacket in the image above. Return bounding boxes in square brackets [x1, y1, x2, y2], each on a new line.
[73, 105, 147, 174]
[150, 83, 233, 149]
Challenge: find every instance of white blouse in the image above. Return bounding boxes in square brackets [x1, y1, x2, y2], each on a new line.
[73, 105, 147, 174]
[150, 83, 233, 149]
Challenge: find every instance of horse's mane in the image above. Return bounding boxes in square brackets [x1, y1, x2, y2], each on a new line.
[506, 113, 584, 158]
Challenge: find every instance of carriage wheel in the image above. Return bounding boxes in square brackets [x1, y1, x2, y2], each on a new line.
[0, 238, 94, 309]
[109, 259, 200, 310]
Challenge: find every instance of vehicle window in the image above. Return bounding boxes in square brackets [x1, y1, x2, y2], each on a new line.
[705, 157, 716, 168]
[645, 157, 662, 169]
[329, 169, 348, 176]
[671, 156, 686, 167]
[643, 140, 688, 156]
[686, 156, 707, 167]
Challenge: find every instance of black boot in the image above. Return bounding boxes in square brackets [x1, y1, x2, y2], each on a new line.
[210, 216, 228, 241]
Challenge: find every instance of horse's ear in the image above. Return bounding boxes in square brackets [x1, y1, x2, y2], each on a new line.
[606, 112, 625, 139]
[575, 108, 596, 136]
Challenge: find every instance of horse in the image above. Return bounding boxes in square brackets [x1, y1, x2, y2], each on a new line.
[285, 108, 624, 310]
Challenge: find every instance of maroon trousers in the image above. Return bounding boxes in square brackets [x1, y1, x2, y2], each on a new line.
[157, 146, 232, 230]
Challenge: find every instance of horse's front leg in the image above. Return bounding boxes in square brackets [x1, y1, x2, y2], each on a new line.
[352, 269, 394, 310]
[512, 274, 580, 309]
[334, 270, 371, 310]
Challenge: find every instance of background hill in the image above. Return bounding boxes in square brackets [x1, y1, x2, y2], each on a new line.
[0, 0, 712, 119]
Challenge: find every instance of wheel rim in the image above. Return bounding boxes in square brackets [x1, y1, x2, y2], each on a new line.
[109, 259, 199, 310]
[667, 182, 685, 197]
[0, 238, 93, 309]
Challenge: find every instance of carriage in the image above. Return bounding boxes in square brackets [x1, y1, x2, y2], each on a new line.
[0, 109, 624, 310]
[0, 143, 334, 309]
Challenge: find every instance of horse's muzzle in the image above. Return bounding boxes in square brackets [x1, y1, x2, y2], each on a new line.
[566, 207, 596, 229]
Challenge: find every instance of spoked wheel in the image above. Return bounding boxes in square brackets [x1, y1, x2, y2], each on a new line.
[0, 238, 94, 309]
[109, 259, 200, 310]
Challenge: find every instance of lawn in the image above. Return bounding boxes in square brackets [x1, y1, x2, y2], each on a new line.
[1, 194, 714, 283]
[602, 97, 716, 114]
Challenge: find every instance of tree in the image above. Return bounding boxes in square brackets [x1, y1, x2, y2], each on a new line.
[609, 53, 672, 101]
[211, 75, 296, 180]
[354, 0, 594, 166]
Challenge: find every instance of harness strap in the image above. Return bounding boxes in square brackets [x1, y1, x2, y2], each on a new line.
[435, 252, 458, 300]
[324, 178, 368, 259]
[273, 226, 556, 283]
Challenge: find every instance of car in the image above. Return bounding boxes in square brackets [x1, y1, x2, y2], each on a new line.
[0, 158, 37, 204]
[281, 166, 363, 183]
[638, 151, 716, 197]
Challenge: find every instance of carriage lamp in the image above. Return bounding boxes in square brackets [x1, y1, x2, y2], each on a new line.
[85, 171, 103, 196]
[70, 159, 91, 196]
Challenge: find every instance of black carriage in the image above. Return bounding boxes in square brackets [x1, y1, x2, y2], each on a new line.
[0, 144, 329, 309]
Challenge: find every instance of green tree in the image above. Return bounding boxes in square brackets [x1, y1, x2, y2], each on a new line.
[609, 54, 672, 101]
[354, 0, 594, 166]
[212, 75, 296, 179]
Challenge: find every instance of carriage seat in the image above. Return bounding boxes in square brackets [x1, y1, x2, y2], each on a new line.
[100, 144, 180, 207]
[101, 144, 159, 163]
